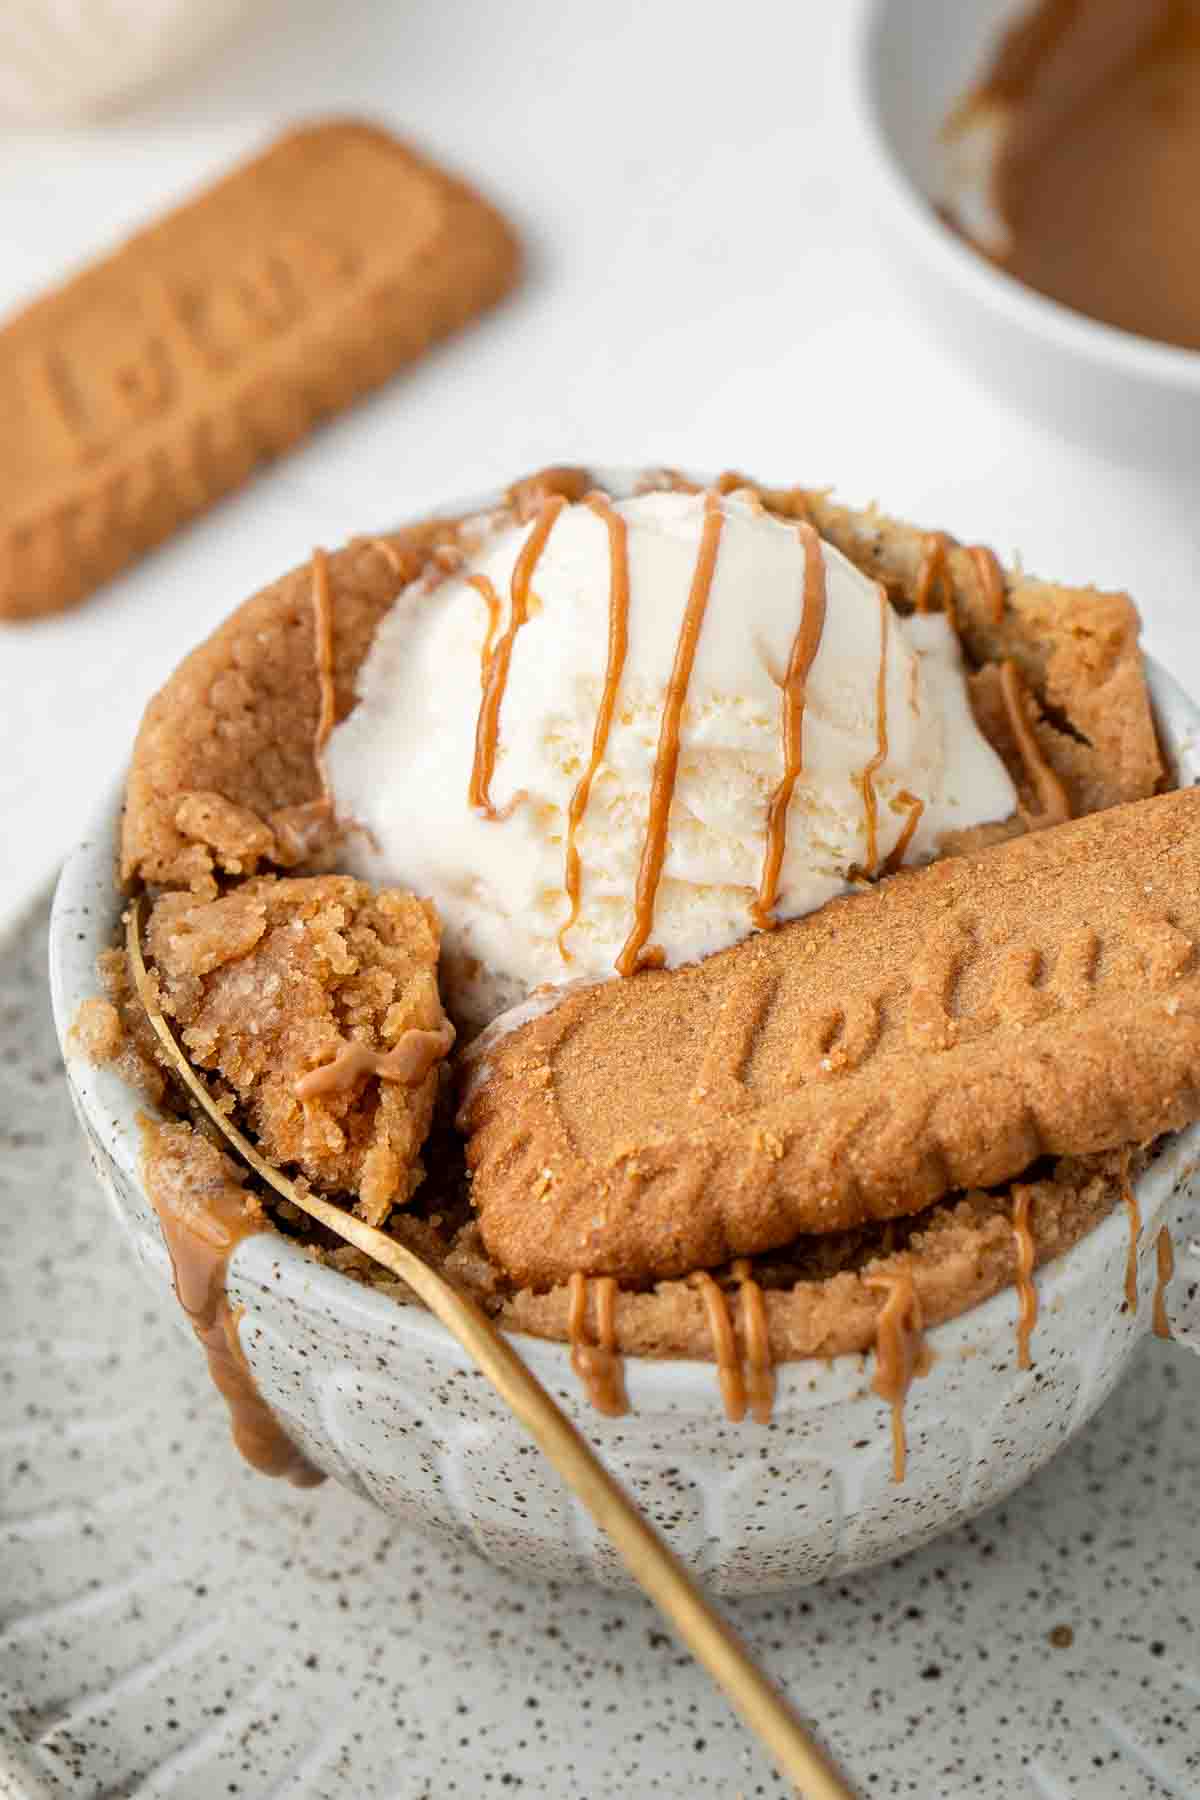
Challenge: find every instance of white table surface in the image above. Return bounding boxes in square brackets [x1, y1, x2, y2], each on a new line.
[3, 0, 1199, 937]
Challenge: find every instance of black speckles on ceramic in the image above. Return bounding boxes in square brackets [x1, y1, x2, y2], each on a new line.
[5, 895, 1200, 1795]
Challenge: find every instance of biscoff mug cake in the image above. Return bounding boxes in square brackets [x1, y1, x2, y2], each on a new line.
[66, 463, 1199, 1577]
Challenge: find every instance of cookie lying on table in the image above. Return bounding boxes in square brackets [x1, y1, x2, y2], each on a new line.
[1, 120, 518, 621]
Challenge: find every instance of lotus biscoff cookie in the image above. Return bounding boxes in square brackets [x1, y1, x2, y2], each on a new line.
[1, 120, 519, 622]
[461, 787, 1200, 1285]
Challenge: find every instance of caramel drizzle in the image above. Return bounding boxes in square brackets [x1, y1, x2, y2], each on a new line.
[864, 1270, 927, 1483]
[507, 465, 592, 522]
[750, 521, 829, 930]
[879, 789, 925, 879]
[969, 543, 1007, 625]
[469, 495, 566, 818]
[310, 546, 337, 807]
[198, 1293, 322, 1485]
[857, 585, 891, 875]
[731, 1258, 775, 1424]
[999, 660, 1072, 827]
[1010, 1186, 1038, 1370]
[468, 573, 504, 690]
[140, 1121, 322, 1489]
[616, 491, 724, 976]
[567, 1273, 629, 1417]
[430, 541, 466, 577]
[558, 494, 631, 961]
[690, 1271, 747, 1422]
[1153, 1225, 1175, 1341]
[716, 471, 813, 524]
[1119, 1150, 1141, 1312]
[365, 535, 404, 577]
[294, 1023, 455, 1101]
[915, 531, 958, 630]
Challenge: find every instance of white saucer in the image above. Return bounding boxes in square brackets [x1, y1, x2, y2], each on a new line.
[3, 897, 1198, 1799]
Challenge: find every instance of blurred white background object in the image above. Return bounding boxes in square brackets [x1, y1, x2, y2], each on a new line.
[0, 0, 262, 122]
[1, 0, 1198, 938]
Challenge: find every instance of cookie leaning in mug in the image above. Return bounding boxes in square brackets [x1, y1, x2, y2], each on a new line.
[83, 465, 1186, 1483]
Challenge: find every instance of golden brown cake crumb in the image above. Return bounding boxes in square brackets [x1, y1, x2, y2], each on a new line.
[145, 874, 450, 1224]
[122, 516, 472, 890]
[69, 947, 168, 1102]
[69, 995, 125, 1064]
[173, 792, 278, 871]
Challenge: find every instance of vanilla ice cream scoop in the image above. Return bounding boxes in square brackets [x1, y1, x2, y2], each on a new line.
[328, 486, 1017, 1027]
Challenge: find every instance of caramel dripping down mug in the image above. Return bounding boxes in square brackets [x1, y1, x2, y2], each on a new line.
[49, 473, 1200, 1594]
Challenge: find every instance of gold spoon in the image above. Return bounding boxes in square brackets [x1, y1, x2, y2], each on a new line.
[128, 903, 854, 1800]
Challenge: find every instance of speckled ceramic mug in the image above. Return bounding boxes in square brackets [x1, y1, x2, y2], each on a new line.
[50, 658, 1200, 1595]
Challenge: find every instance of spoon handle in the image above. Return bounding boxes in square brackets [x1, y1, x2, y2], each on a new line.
[129, 900, 854, 1798]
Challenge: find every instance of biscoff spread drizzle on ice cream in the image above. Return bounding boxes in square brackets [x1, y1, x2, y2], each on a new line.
[617, 492, 725, 977]
[468, 574, 504, 690]
[880, 791, 925, 879]
[469, 494, 567, 819]
[559, 494, 632, 960]
[857, 587, 891, 876]
[751, 522, 828, 929]
[327, 483, 1018, 1027]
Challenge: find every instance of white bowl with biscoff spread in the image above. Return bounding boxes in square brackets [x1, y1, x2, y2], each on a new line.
[49, 653, 1200, 1594]
[850, 0, 1200, 463]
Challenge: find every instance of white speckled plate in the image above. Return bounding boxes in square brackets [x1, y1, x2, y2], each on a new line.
[3, 897, 1199, 1800]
